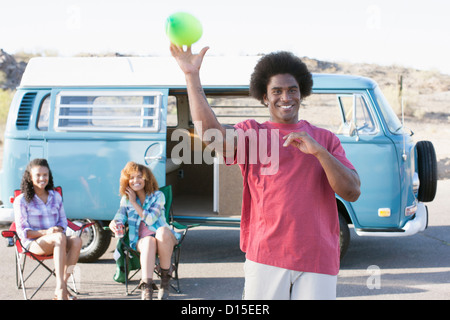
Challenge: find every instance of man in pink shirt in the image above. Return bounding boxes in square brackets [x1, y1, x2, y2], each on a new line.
[170, 46, 361, 299]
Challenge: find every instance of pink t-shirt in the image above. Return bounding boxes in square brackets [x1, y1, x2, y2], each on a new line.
[232, 119, 355, 275]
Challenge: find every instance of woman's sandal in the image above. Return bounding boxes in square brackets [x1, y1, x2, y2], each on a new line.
[53, 288, 77, 300]
[53, 294, 77, 300]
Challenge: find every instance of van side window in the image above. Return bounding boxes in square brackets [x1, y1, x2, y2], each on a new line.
[54, 91, 163, 132]
[37, 94, 51, 131]
[300, 93, 343, 133]
[167, 95, 178, 127]
[338, 94, 377, 134]
[207, 94, 267, 125]
[301, 93, 378, 135]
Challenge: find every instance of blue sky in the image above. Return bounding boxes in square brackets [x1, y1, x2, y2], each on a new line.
[1, 0, 449, 74]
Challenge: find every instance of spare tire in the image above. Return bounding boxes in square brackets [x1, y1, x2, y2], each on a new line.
[416, 140, 437, 202]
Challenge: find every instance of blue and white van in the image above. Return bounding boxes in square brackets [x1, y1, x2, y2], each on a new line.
[0, 56, 437, 261]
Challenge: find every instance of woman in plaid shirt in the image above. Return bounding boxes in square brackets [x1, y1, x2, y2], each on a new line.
[109, 162, 180, 300]
[13, 158, 82, 300]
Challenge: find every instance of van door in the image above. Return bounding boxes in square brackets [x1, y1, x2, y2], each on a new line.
[302, 91, 400, 229]
[44, 89, 168, 221]
[336, 92, 400, 229]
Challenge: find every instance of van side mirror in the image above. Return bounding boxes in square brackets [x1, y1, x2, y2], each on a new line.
[341, 121, 359, 141]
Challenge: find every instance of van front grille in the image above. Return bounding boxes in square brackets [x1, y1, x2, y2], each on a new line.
[16, 92, 37, 129]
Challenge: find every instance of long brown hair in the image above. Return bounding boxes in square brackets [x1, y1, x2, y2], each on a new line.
[20, 158, 55, 203]
[119, 162, 158, 198]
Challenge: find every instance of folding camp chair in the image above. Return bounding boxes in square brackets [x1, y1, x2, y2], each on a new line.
[1, 187, 93, 300]
[112, 185, 195, 296]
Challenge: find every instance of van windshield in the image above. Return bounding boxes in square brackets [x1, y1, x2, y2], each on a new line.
[373, 86, 404, 134]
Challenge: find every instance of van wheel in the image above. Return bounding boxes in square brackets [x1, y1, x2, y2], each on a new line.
[339, 212, 350, 260]
[71, 219, 111, 263]
[416, 141, 437, 202]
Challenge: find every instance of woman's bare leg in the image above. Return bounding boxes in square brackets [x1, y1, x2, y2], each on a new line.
[137, 236, 157, 280]
[29, 232, 68, 299]
[64, 236, 82, 283]
[155, 227, 177, 269]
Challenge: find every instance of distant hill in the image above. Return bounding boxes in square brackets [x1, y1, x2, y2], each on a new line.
[303, 56, 450, 94]
[302, 56, 450, 120]
[0, 49, 26, 90]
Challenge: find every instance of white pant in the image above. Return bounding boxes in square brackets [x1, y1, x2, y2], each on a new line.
[243, 259, 337, 300]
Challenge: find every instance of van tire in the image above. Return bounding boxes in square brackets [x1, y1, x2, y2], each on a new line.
[74, 219, 111, 263]
[339, 212, 350, 260]
[416, 141, 437, 202]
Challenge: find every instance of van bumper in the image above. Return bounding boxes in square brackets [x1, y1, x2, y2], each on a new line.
[355, 202, 428, 237]
[0, 207, 14, 224]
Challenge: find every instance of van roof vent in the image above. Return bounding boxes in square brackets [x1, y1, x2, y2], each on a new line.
[16, 92, 37, 129]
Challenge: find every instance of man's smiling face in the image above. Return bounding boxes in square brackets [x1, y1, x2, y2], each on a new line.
[263, 73, 301, 124]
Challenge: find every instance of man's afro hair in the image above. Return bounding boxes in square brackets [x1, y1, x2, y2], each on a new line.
[249, 51, 313, 104]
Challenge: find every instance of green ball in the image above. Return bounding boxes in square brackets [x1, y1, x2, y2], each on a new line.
[165, 12, 203, 46]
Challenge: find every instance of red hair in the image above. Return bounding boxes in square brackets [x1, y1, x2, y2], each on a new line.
[119, 162, 159, 198]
